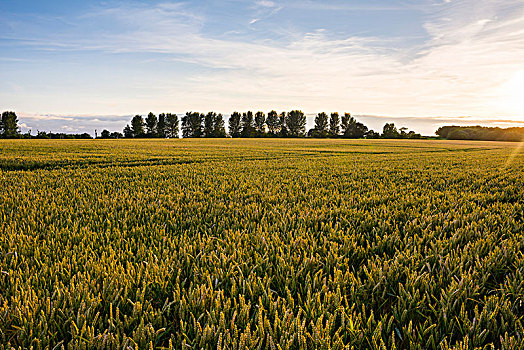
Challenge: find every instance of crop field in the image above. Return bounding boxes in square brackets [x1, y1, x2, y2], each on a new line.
[1, 138, 524, 349]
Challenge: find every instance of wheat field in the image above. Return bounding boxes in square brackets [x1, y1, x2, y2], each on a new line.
[1, 139, 523, 349]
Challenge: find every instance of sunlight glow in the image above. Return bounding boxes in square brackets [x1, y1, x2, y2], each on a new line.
[500, 70, 524, 120]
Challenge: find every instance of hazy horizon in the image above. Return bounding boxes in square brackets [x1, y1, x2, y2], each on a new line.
[2, 0, 523, 135]
[12, 112, 524, 137]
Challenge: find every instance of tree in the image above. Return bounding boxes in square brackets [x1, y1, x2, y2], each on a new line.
[286, 110, 306, 137]
[110, 132, 123, 139]
[145, 112, 158, 136]
[130, 115, 145, 137]
[406, 130, 422, 139]
[123, 125, 133, 138]
[182, 112, 203, 138]
[213, 113, 227, 137]
[157, 113, 166, 138]
[340, 113, 351, 135]
[315, 112, 329, 132]
[310, 112, 329, 137]
[350, 122, 368, 138]
[229, 112, 242, 137]
[329, 112, 340, 136]
[341, 113, 368, 138]
[204, 112, 216, 138]
[165, 113, 179, 138]
[254, 111, 266, 134]
[382, 123, 400, 138]
[36, 130, 49, 139]
[1, 111, 20, 138]
[100, 129, 111, 139]
[266, 110, 279, 135]
[241, 111, 255, 137]
[278, 112, 288, 137]
[365, 130, 380, 139]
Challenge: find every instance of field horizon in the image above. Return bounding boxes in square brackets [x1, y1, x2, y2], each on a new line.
[1, 138, 524, 349]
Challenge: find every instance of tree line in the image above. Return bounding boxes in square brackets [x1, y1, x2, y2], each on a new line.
[8, 110, 524, 142]
[117, 110, 422, 139]
[0, 111, 94, 139]
[436, 126, 524, 142]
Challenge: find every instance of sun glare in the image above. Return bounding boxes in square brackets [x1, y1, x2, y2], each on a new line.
[500, 70, 524, 120]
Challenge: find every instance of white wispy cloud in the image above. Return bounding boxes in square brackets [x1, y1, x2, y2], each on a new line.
[284, 1, 408, 11]
[255, 1, 277, 8]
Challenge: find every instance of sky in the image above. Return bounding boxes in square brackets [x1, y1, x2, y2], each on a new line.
[1, 0, 524, 135]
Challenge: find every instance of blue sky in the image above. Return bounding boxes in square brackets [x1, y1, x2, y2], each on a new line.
[1, 0, 523, 135]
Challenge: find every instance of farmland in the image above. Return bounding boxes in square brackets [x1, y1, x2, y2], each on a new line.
[1, 138, 524, 349]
